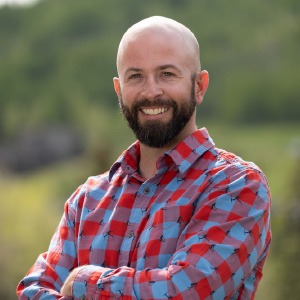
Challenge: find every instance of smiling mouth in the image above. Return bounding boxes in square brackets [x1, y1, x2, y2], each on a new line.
[141, 107, 169, 115]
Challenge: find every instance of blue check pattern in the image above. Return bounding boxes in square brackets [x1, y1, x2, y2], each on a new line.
[17, 128, 271, 299]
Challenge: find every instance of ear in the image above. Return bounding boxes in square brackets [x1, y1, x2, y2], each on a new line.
[194, 70, 209, 105]
[113, 77, 121, 100]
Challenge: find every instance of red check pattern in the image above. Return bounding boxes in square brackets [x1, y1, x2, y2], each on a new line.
[17, 128, 271, 300]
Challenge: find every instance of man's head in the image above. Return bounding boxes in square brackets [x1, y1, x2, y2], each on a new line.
[114, 16, 209, 148]
[116, 16, 201, 75]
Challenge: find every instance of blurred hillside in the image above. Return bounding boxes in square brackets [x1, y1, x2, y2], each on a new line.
[0, 0, 299, 142]
[0, 0, 300, 299]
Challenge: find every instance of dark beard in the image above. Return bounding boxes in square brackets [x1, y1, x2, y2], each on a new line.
[120, 81, 196, 148]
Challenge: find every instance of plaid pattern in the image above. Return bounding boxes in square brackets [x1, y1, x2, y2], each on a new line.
[17, 128, 271, 300]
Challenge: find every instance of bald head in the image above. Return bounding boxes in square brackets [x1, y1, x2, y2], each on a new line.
[116, 16, 201, 75]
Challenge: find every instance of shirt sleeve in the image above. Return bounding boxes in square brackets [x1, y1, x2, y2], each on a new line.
[70, 165, 271, 300]
[16, 185, 84, 300]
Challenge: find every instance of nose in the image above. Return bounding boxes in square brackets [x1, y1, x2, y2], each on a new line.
[140, 77, 163, 99]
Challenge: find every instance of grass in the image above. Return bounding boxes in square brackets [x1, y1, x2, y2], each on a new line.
[1, 122, 299, 299]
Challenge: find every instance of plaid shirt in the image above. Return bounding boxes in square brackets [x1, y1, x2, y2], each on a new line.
[17, 128, 271, 300]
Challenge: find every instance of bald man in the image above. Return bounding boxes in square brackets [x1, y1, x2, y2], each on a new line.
[17, 16, 271, 300]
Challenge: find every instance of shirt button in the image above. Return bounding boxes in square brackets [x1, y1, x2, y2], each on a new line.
[128, 231, 135, 238]
[143, 187, 150, 195]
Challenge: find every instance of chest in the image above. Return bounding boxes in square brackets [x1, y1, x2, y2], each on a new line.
[75, 172, 207, 269]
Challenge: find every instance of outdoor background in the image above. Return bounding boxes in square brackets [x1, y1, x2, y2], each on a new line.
[0, 0, 299, 299]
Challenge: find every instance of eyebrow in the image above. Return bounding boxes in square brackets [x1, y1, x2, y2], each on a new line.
[158, 64, 181, 72]
[124, 67, 143, 77]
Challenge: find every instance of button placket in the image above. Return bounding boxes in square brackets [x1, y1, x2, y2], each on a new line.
[140, 182, 158, 198]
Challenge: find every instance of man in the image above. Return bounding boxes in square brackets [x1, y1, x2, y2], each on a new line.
[17, 16, 271, 299]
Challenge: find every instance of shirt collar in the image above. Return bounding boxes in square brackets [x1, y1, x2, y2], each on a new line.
[109, 127, 215, 181]
[163, 127, 215, 175]
[108, 141, 140, 181]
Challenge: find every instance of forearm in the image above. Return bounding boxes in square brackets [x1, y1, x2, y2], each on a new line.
[17, 188, 82, 300]
[16, 252, 73, 300]
[67, 264, 196, 299]
[68, 250, 258, 300]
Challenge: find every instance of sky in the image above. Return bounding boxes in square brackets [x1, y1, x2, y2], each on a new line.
[0, 0, 39, 7]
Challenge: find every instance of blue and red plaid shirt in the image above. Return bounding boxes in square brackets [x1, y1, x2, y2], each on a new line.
[17, 128, 271, 300]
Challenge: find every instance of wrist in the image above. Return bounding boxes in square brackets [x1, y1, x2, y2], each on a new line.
[61, 266, 85, 296]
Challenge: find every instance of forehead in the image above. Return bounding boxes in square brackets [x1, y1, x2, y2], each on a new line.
[118, 28, 193, 75]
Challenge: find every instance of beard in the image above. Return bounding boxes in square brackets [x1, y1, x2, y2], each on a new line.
[120, 80, 196, 148]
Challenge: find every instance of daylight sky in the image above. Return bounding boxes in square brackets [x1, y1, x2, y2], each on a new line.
[0, 0, 39, 7]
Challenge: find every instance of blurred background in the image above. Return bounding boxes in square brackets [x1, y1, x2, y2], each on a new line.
[0, 0, 299, 299]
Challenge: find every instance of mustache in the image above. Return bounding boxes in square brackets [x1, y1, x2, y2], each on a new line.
[132, 98, 177, 110]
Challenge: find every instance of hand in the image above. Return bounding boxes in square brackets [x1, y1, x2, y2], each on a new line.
[61, 266, 85, 296]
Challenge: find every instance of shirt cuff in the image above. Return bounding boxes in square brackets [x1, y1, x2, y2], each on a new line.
[72, 265, 104, 300]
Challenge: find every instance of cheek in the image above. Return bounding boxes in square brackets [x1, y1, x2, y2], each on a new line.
[168, 81, 192, 98]
[119, 87, 137, 105]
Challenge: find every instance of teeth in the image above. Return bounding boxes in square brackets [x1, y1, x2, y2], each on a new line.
[142, 108, 168, 115]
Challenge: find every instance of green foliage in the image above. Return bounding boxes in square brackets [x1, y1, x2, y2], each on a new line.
[1, 0, 300, 299]
[0, 0, 299, 140]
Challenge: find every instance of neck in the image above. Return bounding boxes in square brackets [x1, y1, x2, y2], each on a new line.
[138, 145, 165, 180]
[138, 124, 198, 180]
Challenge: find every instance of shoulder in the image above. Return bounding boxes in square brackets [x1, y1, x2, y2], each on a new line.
[66, 171, 110, 210]
[207, 147, 269, 189]
[201, 148, 271, 213]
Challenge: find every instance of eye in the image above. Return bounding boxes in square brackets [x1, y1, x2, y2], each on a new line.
[162, 72, 175, 77]
[129, 73, 142, 79]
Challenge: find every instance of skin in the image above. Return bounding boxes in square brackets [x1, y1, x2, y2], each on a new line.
[61, 16, 209, 296]
[115, 16, 209, 179]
